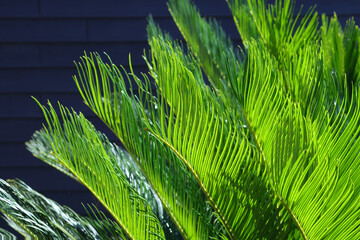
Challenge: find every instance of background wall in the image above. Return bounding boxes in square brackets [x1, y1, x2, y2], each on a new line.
[1, 0, 359, 237]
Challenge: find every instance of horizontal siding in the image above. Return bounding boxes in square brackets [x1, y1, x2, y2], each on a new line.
[0, 66, 148, 92]
[0, 67, 79, 92]
[0, 93, 92, 118]
[0, 143, 38, 167]
[1, 0, 360, 236]
[0, 0, 39, 17]
[0, 0, 231, 18]
[0, 17, 241, 43]
[0, 19, 87, 42]
[1, 0, 359, 18]
[0, 117, 119, 142]
[0, 43, 149, 67]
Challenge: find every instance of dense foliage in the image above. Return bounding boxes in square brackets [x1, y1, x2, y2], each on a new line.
[1, 0, 360, 239]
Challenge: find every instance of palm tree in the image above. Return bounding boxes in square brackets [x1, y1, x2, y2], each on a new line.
[1, 0, 360, 239]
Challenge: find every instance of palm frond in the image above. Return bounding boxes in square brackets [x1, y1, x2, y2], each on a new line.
[226, 0, 260, 43]
[27, 128, 162, 217]
[83, 204, 130, 239]
[0, 227, 16, 240]
[229, 0, 319, 54]
[343, 18, 360, 90]
[236, 37, 360, 239]
[34, 100, 165, 240]
[321, 14, 360, 108]
[268, 103, 360, 239]
[236, 2, 360, 236]
[0, 178, 124, 239]
[167, 0, 243, 104]
[143, 32, 298, 239]
[73, 52, 224, 239]
[307, 89, 360, 239]
[228, 0, 319, 102]
[26, 130, 80, 183]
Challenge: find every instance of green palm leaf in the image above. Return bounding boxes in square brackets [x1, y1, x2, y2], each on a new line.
[27, 129, 162, 217]
[34, 101, 165, 240]
[321, 14, 360, 108]
[228, 0, 319, 103]
[167, 0, 243, 106]
[236, 38, 360, 239]
[228, 0, 318, 53]
[26, 130, 80, 183]
[73, 53, 225, 239]
[0, 178, 124, 239]
[0, 227, 16, 240]
[144, 34, 302, 239]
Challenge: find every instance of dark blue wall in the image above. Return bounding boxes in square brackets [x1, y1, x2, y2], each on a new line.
[1, 0, 359, 236]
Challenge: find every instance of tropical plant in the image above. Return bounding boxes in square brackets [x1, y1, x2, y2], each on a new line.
[1, 0, 360, 239]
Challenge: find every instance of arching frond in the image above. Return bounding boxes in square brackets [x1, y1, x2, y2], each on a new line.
[0, 179, 124, 239]
[307, 90, 360, 239]
[0, 227, 16, 239]
[321, 14, 360, 108]
[27, 129, 162, 217]
[143, 34, 298, 239]
[34, 101, 165, 240]
[26, 130, 80, 183]
[226, 0, 260, 43]
[236, 39, 360, 239]
[73, 53, 224, 239]
[267, 101, 360, 239]
[229, 0, 318, 53]
[225, 5, 360, 238]
[167, 0, 243, 103]
[228, 0, 319, 103]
